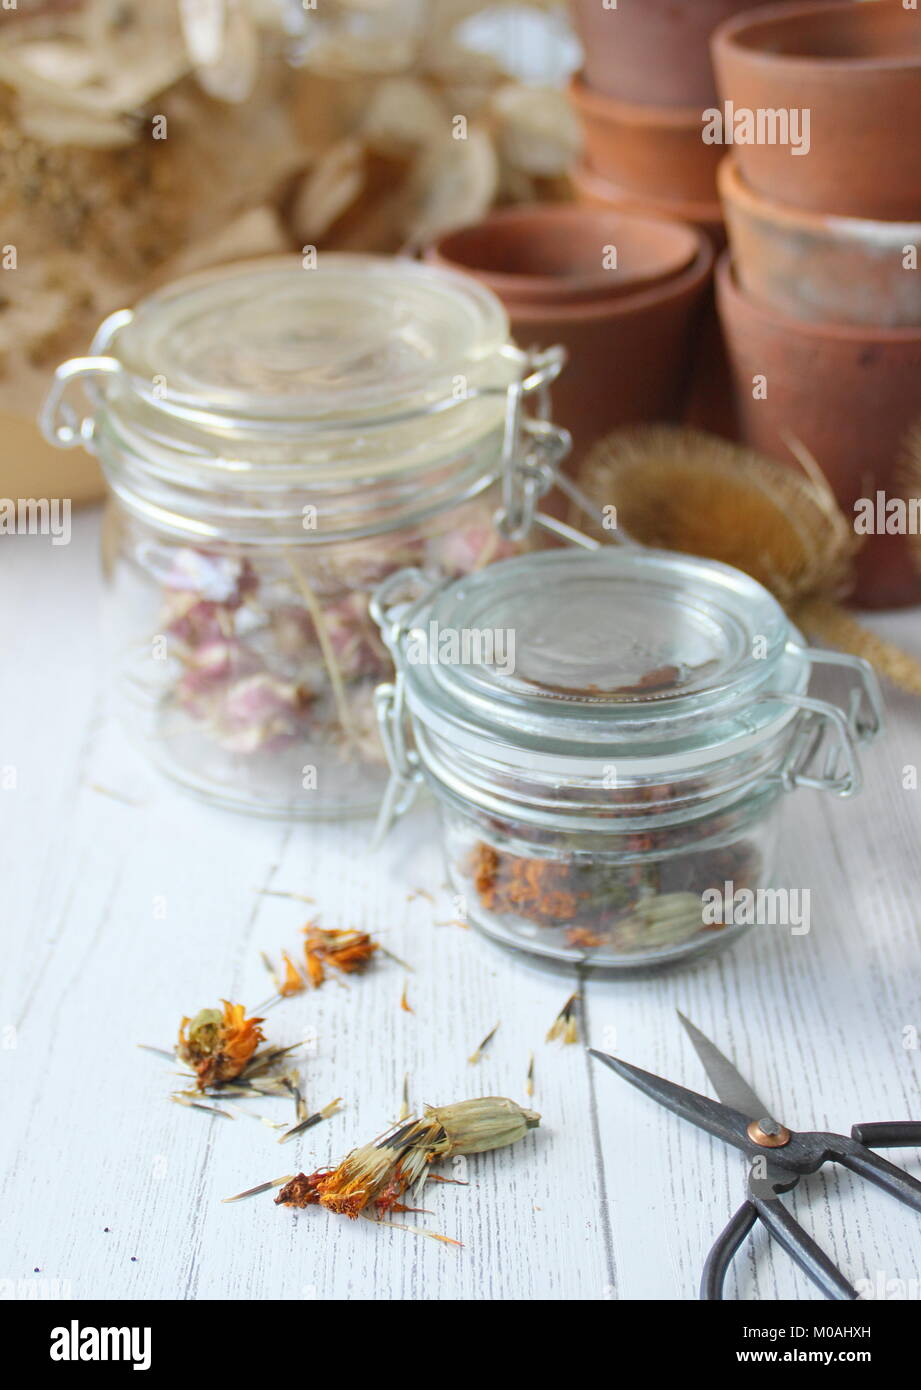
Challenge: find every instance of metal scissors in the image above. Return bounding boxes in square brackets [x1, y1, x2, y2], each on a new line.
[590, 1013, 921, 1300]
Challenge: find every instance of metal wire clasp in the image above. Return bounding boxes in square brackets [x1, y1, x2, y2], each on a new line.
[39, 307, 134, 450]
[369, 568, 447, 845]
[769, 649, 883, 798]
[492, 344, 628, 550]
[493, 346, 566, 541]
[39, 356, 122, 450]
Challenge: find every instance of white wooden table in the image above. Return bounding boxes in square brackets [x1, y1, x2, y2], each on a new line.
[3, 507, 920, 1302]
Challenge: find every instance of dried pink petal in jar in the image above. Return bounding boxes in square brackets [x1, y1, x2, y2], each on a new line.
[42, 255, 567, 817]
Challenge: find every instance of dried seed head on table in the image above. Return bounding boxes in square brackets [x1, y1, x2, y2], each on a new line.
[579, 425, 921, 696]
[273, 1097, 540, 1222]
[172, 1000, 301, 1098]
[177, 1001, 266, 1090]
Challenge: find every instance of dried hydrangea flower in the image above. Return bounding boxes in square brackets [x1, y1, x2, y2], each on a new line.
[275, 1097, 540, 1221]
[177, 1001, 265, 1091]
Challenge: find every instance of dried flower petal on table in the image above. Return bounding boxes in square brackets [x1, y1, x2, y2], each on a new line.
[278, 1096, 344, 1144]
[176, 1000, 266, 1090]
[546, 993, 580, 1046]
[274, 1096, 540, 1220]
[278, 952, 306, 998]
[468, 1022, 499, 1064]
[303, 924, 379, 984]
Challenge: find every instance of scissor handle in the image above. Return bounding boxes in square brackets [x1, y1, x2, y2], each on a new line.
[835, 1137, 921, 1212]
[700, 1201, 757, 1300]
[700, 1125, 921, 1300]
[851, 1121, 921, 1149]
[752, 1196, 858, 1300]
[701, 1195, 859, 1300]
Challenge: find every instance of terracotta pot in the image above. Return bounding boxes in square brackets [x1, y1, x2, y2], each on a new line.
[716, 253, 921, 609]
[571, 159, 725, 249]
[569, 0, 790, 108]
[428, 204, 700, 307]
[719, 157, 921, 328]
[570, 76, 722, 207]
[426, 210, 714, 467]
[712, 0, 921, 220]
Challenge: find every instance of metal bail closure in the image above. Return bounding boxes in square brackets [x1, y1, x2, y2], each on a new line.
[799, 649, 884, 744]
[494, 346, 564, 543]
[492, 343, 632, 552]
[369, 567, 445, 846]
[773, 693, 861, 797]
[39, 355, 123, 450]
[371, 676, 423, 847]
[757, 646, 882, 800]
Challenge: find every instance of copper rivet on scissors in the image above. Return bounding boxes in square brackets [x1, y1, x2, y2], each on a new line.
[747, 1117, 792, 1148]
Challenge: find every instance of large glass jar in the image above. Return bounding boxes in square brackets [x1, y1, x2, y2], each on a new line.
[372, 549, 883, 972]
[41, 255, 568, 817]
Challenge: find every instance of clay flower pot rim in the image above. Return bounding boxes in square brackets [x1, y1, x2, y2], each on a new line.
[570, 72, 709, 129]
[429, 203, 700, 305]
[572, 161, 724, 233]
[718, 156, 921, 241]
[717, 250, 921, 343]
[505, 238, 714, 325]
[713, 0, 921, 73]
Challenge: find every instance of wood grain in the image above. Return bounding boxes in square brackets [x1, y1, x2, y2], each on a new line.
[1, 511, 919, 1300]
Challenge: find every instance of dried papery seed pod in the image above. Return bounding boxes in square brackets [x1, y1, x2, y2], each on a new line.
[290, 137, 367, 243]
[404, 125, 498, 249]
[360, 74, 447, 154]
[580, 425, 921, 697]
[490, 83, 581, 177]
[424, 1096, 540, 1154]
[179, 0, 260, 103]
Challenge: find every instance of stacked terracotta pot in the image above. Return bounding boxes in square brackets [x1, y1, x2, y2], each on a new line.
[568, 0, 788, 242]
[565, 2, 797, 437]
[713, 0, 921, 608]
[425, 204, 713, 470]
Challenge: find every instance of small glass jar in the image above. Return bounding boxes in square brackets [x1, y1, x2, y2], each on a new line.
[41, 254, 568, 818]
[372, 548, 883, 972]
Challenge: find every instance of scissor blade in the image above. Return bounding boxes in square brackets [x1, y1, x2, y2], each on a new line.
[589, 1049, 754, 1153]
[676, 1011, 776, 1122]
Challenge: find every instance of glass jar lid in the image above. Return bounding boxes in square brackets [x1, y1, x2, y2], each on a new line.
[109, 253, 512, 426]
[395, 549, 808, 765]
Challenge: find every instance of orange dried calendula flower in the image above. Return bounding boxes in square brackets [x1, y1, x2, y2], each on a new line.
[471, 842, 586, 924]
[177, 1000, 265, 1091]
[278, 951, 305, 997]
[275, 1097, 540, 1222]
[302, 924, 378, 986]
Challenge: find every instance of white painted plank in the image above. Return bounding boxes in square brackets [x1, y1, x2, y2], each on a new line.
[2, 509, 920, 1300]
